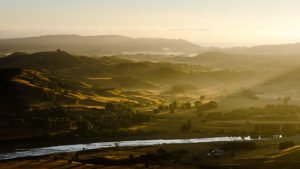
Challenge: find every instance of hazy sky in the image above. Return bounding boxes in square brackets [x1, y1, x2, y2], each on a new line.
[1, 0, 300, 47]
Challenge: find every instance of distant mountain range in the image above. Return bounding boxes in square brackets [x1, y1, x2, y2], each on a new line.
[117, 51, 300, 69]
[222, 43, 300, 55]
[0, 35, 202, 56]
[2, 34, 300, 56]
[165, 52, 300, 69]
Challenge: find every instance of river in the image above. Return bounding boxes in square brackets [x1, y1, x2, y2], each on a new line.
[0, 136, 258, 160]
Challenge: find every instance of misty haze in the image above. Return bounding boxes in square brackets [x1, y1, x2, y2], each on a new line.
[1, 0, 300, 169]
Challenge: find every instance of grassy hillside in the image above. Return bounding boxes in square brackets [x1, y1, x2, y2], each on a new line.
[0, 68, 163, 142]
[0, 68, 163, 113]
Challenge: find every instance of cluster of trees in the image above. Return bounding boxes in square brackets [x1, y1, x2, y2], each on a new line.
[76, 103, 151, 131]
[167, 101, 192, 113]
[3, 103, 152, 134]
[195, 101, 218, 112]
[153, 101, 192, 114]
[194, 96, 218, 113]
[278, 97, 291, 105]
[153, 96, 218, 114]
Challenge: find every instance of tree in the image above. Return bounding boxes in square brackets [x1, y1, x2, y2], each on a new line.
[194, 101, 202, 108]
[105, 103, 116, 111]
[206, 101, 218, 109]
[169, 101, 178, 113]
[200, 96, 206, 101]
[182, 102, 191, 109]
[283, 97, 291, 105]
[181, 119, 192, 132]
[196, 101, 218, 112]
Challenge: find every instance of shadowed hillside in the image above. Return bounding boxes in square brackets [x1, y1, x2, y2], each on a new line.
[0, 51, 255, 91]
[0, 50, 132, 70]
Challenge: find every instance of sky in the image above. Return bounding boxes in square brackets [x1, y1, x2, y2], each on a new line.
[1, 0, 300, 47]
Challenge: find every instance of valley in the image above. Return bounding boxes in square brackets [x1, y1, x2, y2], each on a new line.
[1, 38, 300, 169]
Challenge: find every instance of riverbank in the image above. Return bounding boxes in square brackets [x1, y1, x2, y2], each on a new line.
[0, 130, 252, 154]
[0, 139, 297, 169]
[0, 136, 258, 160]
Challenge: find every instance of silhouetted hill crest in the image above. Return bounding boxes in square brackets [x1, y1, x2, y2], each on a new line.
[0, 35, 202, 55]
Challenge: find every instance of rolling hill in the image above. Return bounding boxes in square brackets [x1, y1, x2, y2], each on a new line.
[0, 51, 254, 89]
[0, 68, 163, 113]
[0, 50, 132, 70]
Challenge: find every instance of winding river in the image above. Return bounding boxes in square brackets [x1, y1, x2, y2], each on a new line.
[0, 136, 258, 160]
